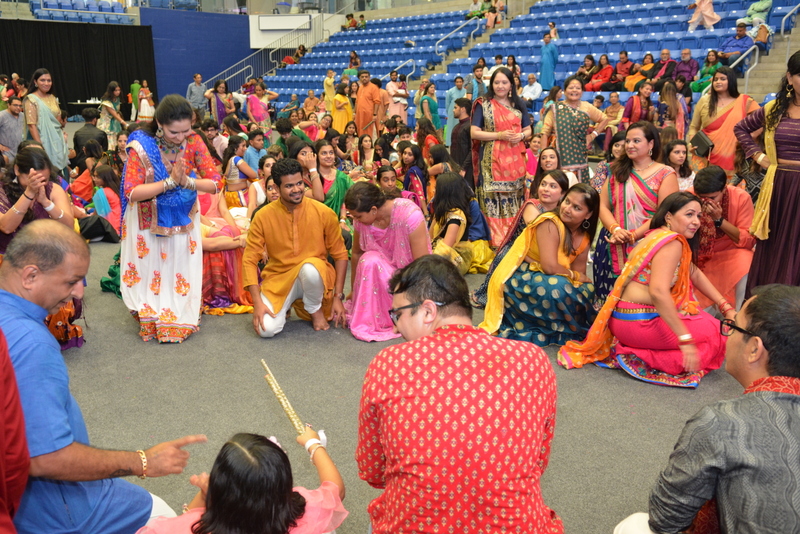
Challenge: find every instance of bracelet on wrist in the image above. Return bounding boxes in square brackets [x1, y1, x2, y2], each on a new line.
[136, 449, 148, 479]
[23, 192, 34, 201]
[309, 168, 318, 174]
[309, 444, 325, 464]
[43, 201, 55, 212]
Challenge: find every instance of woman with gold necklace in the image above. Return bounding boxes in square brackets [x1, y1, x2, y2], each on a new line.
[119, 95, 221, 343]
[540, 75, 608, 184]
[592, 121, 678, 307]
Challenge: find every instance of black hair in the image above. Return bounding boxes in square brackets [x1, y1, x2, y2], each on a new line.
[191, 433, 306, 534]
[258, 154, 276, 172]
[663, 140, 693, 178]
[766, 50, 800, 131]
[357, 69, 370, 78]
[611, 121, 661, 183]
[397, 126, 412, 138]
[201, 118, 219, 131]
[559, 183, 599, 255]
[432, 171, 473, 234]
[6, 96, 21, 106]
[82, 107, 100, 122]
[743, 284, 800, 378]
[288, 140, 315, 162]
[221, 136, 246, 176]
[415, 118, 442, 146]
[454, 76, 464, 83]
[357, 134, 374, 165]
[530, 146, 562, 197]
[543, 86, 561, 105]
[485, 67, 527, 111]
[141, 94, 193, 137]
[430, 144, 460, 173]
[583, 54, 597, 70]
[344, 180, 389, 212]
[2, 146, 54, 224]
[93, 164, 121, 198]
[400, 142, 426, 174]
[248, 129, 264, 142]
[375, 165, 400, 198]
[605, 130, 627, 163]
[374, 137, 396, 161]
[649, 191, 702, 261]
[222, 115, 245, 135]
[270, 157, 302, 187]
[370, 78, 382, 88]
[388, 255, 472, 320]
[83, 139, 104, 161]
[29, 68, 53, 95]
[101, 81, 121, 102]
[335, 83, 347, 96]
[472, 64, 483, 74]
[533, 168, 569, 201]
[708, 66, 740, 117]
[193, 128, 221, 164]
[454, 97, 472, 115]
[212, 79, 228, 93]
[274, 118, 293, 135]
[692, 164, 727, 194]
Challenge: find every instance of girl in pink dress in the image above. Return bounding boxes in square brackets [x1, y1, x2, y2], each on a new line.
[137, 429, 347, 534]
[344, 181, 432, 341]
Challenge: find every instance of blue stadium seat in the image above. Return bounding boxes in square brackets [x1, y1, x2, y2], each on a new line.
[79, 10, 93, 20]
[106, 13, 119, 22]
[51, 10, 66, 19]
[112, 2, 124, 11]
[29, 0, 42, 11]
[93, 13, 105, 22]
[43, 0, 58, 8]
[73, 0, 86, 9]
[98, 0, 112, 10]
[66, 10, 80, 20]
[58, 0, 73, 9]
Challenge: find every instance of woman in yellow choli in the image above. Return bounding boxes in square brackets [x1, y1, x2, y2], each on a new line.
[480, 184, 598, 346]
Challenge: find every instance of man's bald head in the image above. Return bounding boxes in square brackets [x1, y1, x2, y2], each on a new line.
[3, 219, 89, 273]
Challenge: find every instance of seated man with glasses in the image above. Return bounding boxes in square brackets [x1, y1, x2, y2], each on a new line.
[356, 255, 564, 533]
[615, 284, 800, 534]
[201, 118, 227, 160]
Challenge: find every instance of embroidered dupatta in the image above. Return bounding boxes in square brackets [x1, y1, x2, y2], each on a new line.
[608, 169, 661, 274]
[701, 95, 755, 172]
[471, 97, 527, 185]
[122, 129, 198, 236]
[552, 101, 591, 172]
[27, 94, 69, 170]
[558, 229, 698, 368]
[750, 99, 778, 239]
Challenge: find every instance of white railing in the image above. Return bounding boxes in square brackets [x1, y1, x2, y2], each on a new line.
[730, 44, 759, 95]
[782, 2, 800, 63]
[204, 16, 324, 89]
[378, 59, 417, 80]
[435, 16, 482, 60]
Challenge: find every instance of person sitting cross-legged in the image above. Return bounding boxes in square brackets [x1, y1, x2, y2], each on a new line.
[614, 283, 800, 533]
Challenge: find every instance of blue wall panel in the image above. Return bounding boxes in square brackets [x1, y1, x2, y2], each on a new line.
[140, 8, 251, 100]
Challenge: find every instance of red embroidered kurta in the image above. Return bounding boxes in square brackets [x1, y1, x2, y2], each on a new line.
[356, 324, 563, 533]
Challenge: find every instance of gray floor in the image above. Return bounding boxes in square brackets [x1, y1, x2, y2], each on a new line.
[64, 242, 743, 533]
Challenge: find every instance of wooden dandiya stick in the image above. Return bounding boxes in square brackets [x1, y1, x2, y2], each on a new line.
[260, 359, 305, 435]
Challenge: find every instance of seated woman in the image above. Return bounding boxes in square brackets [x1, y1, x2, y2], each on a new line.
[247, 155, 277, 219]
[221, 136, 259, 228]
[398, 141, 428, 216]
[344, 182, 431, 341]
[655, 81, 689, 140]
[199, 213, 251, 315]
[621, 81, 655, 130]
[472, 167, 570, 308]
[559, 191, 736, 388]
[480, 183, 598, 346]
[277, 94, 300, 119]
[591, 130, 626, 193]
[90, 164, 122, 236]
[690, 50, 722, 93]
[136, 429, 347, 534]
[584, 54, 614, 91]
[574, 55, 599, 87]
[624, 53, 657, 92]
[376, 165, 418, 206]
[429, 173, 495, 275]
[689, 165, 755, 312]
[663, 139, 695, 191]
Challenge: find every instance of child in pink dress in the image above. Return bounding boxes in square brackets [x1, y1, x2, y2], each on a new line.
[137, 428, 347, 534]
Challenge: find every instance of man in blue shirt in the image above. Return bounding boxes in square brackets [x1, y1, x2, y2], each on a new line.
[186, 73, 207, 112]
[0, 220, 207, 534]
[718, 23, 755, 69]
[244, 129, 268, 170]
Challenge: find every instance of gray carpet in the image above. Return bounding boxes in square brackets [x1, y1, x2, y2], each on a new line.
[64, 241, 742, 533]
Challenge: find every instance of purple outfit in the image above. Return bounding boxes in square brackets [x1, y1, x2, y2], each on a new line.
[673, 59, 699, 82]
[346, 198, 430, 342]
[734, 106, 800, 294]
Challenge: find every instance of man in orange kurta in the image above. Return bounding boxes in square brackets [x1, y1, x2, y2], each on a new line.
[355, 70, 380, 137]
[243, 158, 348, 337]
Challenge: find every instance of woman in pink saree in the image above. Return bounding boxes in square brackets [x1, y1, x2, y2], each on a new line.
[344, 182, 431, 341]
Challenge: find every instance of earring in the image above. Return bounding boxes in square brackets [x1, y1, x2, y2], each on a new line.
[582, 219, 591, 230]
[788, 84, 794, 98]
[156, 126, 163, 138]
[666, 221, 672, 230]
[649, 148, 653, 156]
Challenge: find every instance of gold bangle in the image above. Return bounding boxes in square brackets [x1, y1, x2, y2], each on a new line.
[136, 449, 148, 479]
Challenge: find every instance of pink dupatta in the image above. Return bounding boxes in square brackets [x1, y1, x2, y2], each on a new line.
[608, 169, 662, 274]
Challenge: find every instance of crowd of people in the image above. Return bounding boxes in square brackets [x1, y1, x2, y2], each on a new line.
[0, 4, 799, 530]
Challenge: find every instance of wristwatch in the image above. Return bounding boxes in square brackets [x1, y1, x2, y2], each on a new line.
[334, 292, 345, 300]
[714, 218, 723, 228]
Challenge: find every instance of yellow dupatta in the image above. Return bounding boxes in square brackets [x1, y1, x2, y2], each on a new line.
[430, 208, 470, 274]
[479, 212, 583, 335]
[750, 99, 778, 240]
[557, 228, 698, 369]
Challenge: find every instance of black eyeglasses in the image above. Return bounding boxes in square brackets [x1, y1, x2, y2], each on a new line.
[388, 300, 448, 324]
[720, 318, 758, 338]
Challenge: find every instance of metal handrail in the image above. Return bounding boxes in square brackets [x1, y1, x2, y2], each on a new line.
[378, 59, 417, 81]
[268, 19, 319, 64]
[781, 2, 800, 63]
[435, 17, 481, 59]
[729, 44, 759, 95]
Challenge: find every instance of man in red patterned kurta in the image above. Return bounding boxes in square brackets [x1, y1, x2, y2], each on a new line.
[356, 255, 563, 533]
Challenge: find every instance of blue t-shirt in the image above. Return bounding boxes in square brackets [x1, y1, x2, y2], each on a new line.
[244, 146, 267, 173]
[0, 291, 151, 534]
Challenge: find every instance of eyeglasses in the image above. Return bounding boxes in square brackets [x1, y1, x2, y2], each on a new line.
[720, 318, 758, 338]
[388, 300, 449, 324]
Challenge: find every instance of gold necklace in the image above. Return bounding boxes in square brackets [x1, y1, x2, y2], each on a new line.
[634, 160, 655, 172]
